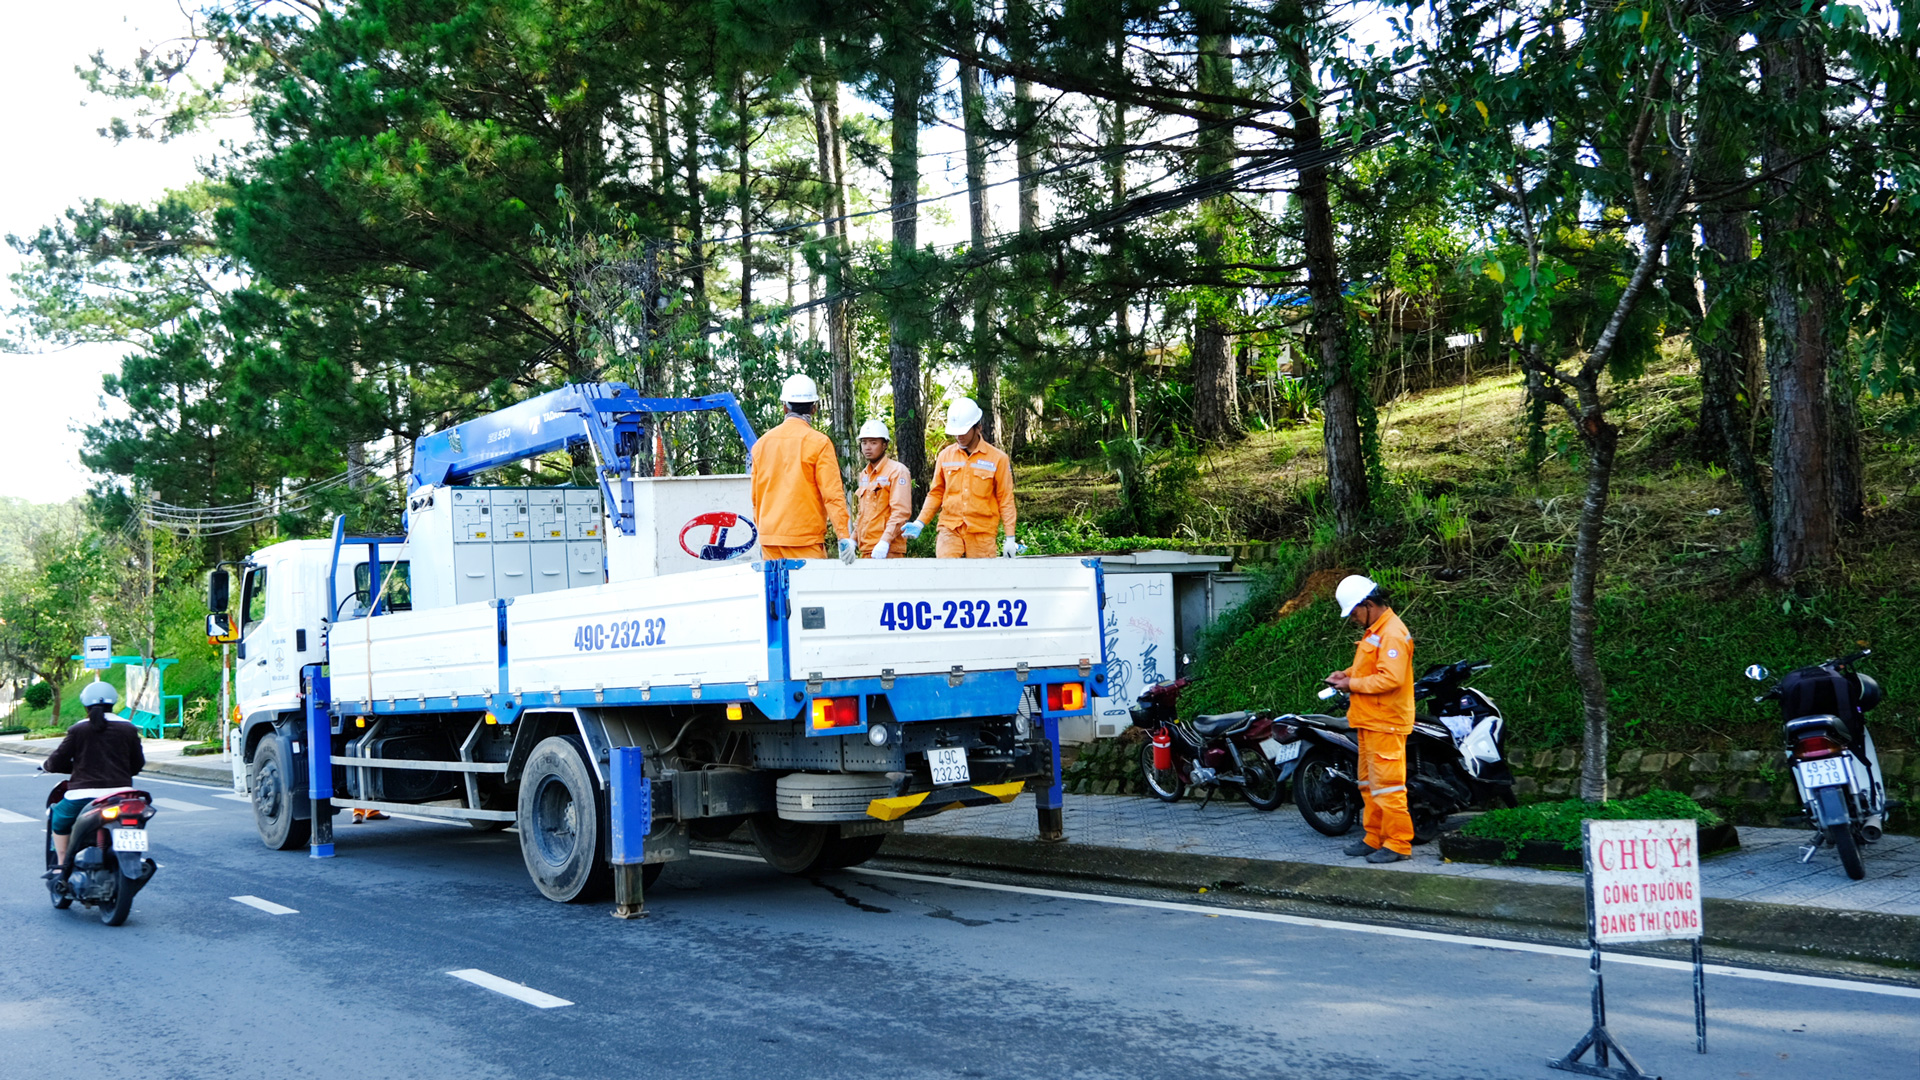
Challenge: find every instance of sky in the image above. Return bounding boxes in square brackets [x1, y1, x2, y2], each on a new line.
[0, 2, 229, 506]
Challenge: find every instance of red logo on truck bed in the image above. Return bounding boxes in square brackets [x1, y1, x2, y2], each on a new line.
[679, 512, 758, 561]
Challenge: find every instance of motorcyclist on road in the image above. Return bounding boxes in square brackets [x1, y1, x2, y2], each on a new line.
[44, 681, 145, 878]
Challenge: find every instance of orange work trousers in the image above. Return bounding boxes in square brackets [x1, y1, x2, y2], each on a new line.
[1356, 727, 1414, 856]
[934, 528, 998, 558]
[761, 543, 825, 560]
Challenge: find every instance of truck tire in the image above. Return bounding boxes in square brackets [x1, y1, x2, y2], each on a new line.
[748, 814, 830, 874]
[250, 733, 311, 851]
[517, 737, 613, 903]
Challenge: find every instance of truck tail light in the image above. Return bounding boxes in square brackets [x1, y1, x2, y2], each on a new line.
[811, 697, 860, 729]
[1046, 682, 1088, 713]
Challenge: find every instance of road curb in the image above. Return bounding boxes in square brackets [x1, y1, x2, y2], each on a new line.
[875, 832, 1920, 969]
[0, 741, 234, 787]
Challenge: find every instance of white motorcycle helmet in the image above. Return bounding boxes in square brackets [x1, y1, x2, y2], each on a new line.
[79, 681, 119, 708]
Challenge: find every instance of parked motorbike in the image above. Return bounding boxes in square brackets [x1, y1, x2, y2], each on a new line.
[1278, 659, 1516, 843]
[1129, 679, 1294, 810]
[1745, 649, 1890, 881]
[44, 780, 159, 926]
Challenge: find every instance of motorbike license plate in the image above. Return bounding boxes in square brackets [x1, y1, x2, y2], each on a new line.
[1260, 738, 1302, 765]
[927, 747, 970, 786]
[111, 828, 149, 852]
[1797, 757, 1850, 789]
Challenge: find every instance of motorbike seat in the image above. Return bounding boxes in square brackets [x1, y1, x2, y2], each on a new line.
[1785, 715, 1850, 745]
[1192, 711, 1253, 736]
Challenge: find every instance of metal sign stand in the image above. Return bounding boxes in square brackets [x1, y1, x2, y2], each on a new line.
[1549, 820, 1657, 1080]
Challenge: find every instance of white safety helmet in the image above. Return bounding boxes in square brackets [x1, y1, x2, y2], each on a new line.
[1335, 574, 1379, 618]
[79, 681, 119, 708]
[944, 397, 984, 436]
[780, 373, 821, 404]
[857, 418, 890, 441]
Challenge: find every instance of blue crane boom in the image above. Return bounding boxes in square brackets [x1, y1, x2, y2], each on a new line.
[406, 383, 759, 537]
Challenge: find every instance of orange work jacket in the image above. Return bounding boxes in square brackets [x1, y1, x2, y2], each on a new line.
[749, 416, 852, 547]
[854, 456, 912, 554]
[916, 439, 1015, 538]
[1344, 609, 1415, 734]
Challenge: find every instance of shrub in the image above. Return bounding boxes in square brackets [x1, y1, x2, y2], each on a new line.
[1460, 790, 1723, 859]
[23, 682, 52, 710]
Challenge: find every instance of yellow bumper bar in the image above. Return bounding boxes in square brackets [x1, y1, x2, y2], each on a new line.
[867, 781, 1026, 822]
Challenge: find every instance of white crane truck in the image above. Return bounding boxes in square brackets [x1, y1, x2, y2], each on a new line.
[208, 384, 1104, 910]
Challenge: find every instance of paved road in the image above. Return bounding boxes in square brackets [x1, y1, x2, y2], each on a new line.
[1, 758, 1914, 1080]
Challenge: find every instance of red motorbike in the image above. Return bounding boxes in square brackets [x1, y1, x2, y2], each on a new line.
[1129, 679, 1292, 810]
[44, 782, 159, 926]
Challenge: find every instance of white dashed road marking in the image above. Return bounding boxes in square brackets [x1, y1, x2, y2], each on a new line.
[231, 895, 298, 915]
[215, 793, 252, 802]
[152, 797, 215, 813]
[0, 808, 35, 824]
[447, 969, 573, 1009]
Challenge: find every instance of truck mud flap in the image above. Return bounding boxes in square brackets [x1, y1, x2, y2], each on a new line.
[864, 781, 1025, 822]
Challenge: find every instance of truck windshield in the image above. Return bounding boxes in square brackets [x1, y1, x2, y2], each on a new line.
[354, 561, 412, 612]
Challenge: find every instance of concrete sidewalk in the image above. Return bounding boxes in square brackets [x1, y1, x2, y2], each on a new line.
[906, 790, 1920, 918]
[0, 734, 234, 787]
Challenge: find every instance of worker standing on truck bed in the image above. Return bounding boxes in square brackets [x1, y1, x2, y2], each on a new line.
[853, 418, 913, 559]
[900, 398, 1018, 558]
[750, 373, 857, 563]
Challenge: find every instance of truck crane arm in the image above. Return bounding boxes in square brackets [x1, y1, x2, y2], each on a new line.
[406, 383, 758, 537]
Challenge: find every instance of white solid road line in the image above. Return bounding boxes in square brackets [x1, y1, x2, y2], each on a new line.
[447, 969, 573, 1009]
[691, 849, 1920, 1001]
[152, 797, 216, 813]
[0, 808, 34, 824]
[231, 895, 298, 915]
[215, 793, 251, 802]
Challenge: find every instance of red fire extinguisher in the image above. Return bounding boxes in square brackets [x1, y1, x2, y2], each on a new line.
[1151, 727, 1173, 770]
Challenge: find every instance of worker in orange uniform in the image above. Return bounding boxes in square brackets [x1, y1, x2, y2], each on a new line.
[853, 418, 913, 558]
[1325, 574, 1415, 863]
[898, 397, 1018, 558]
[749, 373, 856, 563]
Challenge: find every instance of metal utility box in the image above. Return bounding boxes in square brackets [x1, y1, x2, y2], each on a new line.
[604, 475, 760, 583]
[406, 485, 606, 609]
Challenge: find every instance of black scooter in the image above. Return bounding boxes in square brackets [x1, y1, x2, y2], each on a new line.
[1744, 649, 1891, 881]
[1276, 660, 1516, 844]
[44, 780, 159, 926]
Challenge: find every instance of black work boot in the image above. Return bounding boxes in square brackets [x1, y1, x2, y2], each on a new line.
[1365, 847, 1410, 864]
[1342, 840, 1377, 857]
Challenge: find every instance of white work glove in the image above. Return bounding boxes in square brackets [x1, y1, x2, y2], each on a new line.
[872, 541, 890, 560]
[900, 521, 924, 540]
[1002, 536, 1022, 558]
[837, 538, 857, 565]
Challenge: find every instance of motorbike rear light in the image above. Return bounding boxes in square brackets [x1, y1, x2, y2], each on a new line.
[1272, 722, 1299, 742]
[810, 696, 860, 730]
[1794, 734, 1842, 760]
[1046, 682, 1088, 713]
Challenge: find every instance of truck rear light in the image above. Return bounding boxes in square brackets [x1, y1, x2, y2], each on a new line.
[1795, 733, 1841, 760]
[1046, 682, 1088, 713]
[810, 697, 860, 729]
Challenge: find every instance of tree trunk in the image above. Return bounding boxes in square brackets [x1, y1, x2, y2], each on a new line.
[1108, 39, 1136, 438]
[887, 45, 927, 486]
[1287, 25, 1363, 530]
[1569, 411, 1619, 803]
[680, 87, 707, 336]
[812, 48, 854, 458]
[1760, 19, 1837, 582]
[1190, 0, 1243, 443]
[960, 51, 999, 445]
[737, 76, 753, 345]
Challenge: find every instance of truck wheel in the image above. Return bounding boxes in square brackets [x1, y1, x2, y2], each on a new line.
[517, 737, 613, 903]
[748, 814, 830, 874]
[250, 734, 311, 851]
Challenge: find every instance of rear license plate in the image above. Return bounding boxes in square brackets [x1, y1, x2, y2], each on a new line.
[1261, 738, 1302, 765]
[111, 828, 148, 852]
[1797, 757, 1849, 789]
[927, 747, 970, 786]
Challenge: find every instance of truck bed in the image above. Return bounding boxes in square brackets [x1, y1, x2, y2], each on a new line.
[327, 558, 1104, 718]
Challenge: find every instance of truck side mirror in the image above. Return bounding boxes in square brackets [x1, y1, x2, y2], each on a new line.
[206, 613, 238, 644]
[207, 568, 231, 614]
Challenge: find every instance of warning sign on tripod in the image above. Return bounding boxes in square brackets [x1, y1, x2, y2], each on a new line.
[1549, 818, 1708, 1080]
